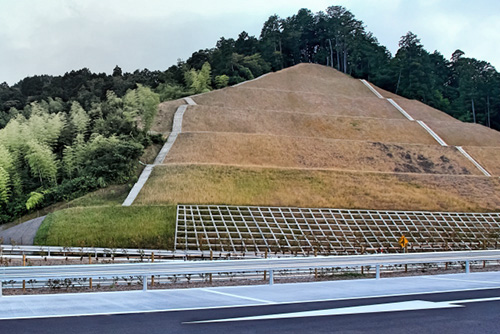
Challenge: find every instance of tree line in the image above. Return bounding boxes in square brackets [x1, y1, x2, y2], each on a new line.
[0, 85, 160, 223]
[0, 5, 499, 223]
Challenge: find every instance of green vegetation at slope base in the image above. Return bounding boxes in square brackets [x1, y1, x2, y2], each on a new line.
[34, 205, 177, 250]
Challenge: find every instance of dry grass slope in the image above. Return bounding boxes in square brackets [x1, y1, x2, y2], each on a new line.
[151, 99, 185, 135]
[463, 146, 500, 176]
[183, 105, 437, 144]
[164, 132, 479, 175]
[144, 63, 500, 212]
[193, 88, 403, 119]
[136, 165, 500, 212]
[242, 63, 377, 97]
[428, 121, 500, 147]
[391, 97, 461, 123]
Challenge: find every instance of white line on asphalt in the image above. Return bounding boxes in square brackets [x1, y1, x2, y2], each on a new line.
[449, 296, 500, 304]
[201, 288, 274, 304]
[185, 300, 463, 324]
[422, 276, 500, 285]
[2, 276, 500, 320]
[0, 305, 260, 321]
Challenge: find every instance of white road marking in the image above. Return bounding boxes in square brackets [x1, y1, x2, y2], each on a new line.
[2, 277, 500, 321]
[201, 288, 274, 304]
[185, 300, 463, 324]
[449, 296, 500, 304]
[423, 276, 500, 285]
[0, 304, 265, 321]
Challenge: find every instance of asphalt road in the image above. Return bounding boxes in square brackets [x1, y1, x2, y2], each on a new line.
[1, 288, 499, 334]
[0, 216, 45, 245]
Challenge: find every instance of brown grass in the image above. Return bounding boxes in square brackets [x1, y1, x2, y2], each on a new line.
[391, 97, 461, 123]
[150, 99, 185, 134]
[140, 143, 163, 164]
[463, 146, 500, 176]
[183, 106, 436, 144]
[163, 132, 479, 175]
[428, 121, 500, 147]
[135, 164, 500, 212]
[369, 85, 462, 123]
[193, 87, 404, 119]
[142, 64, 500, 213]
[240, 63, 378, 97]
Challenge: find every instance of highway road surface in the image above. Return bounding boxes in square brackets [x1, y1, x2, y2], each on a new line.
[0, 272, 499, 333]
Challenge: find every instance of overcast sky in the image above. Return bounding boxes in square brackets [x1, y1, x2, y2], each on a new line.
[1, 0, 499, 85]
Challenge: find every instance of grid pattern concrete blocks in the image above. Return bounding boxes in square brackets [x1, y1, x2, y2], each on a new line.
[176, 205, 500, 255]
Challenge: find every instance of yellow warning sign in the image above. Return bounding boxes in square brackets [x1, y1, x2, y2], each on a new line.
[398, 235, 409, 249]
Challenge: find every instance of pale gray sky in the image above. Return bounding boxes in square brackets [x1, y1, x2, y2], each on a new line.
[1, 0, 499, 85]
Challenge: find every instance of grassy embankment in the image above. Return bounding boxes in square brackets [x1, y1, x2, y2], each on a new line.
[34, 204, 176, 249]
[32, 137, 175, 249]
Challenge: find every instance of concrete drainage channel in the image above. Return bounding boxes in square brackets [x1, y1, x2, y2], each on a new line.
[122, 98, 192, 207]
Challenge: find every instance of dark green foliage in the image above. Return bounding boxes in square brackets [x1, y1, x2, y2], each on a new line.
[0, 84, 159, 224]
[80, 137, 143, 184]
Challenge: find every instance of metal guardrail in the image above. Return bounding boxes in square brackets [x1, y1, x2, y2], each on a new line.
[0, 244, 249, 259]
[1, 250, 500, 296]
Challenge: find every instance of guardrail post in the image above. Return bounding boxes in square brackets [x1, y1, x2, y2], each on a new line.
[269, 270, 274, 285]
[22, 254, 26, 293]
[89, 255, 93, 289]
[143, 275, 147, 291]
[314, 249, 318, 279]
[376, 265, 380, 279]
[151, 252, 155, 287]
[209, 250, 213, 284]
[264, 249, 268, 281]
[465, 260, 470, 274]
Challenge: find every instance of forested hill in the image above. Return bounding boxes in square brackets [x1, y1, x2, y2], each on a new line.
[1, 6, 499, 131]
[0, 5, 499, 223]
